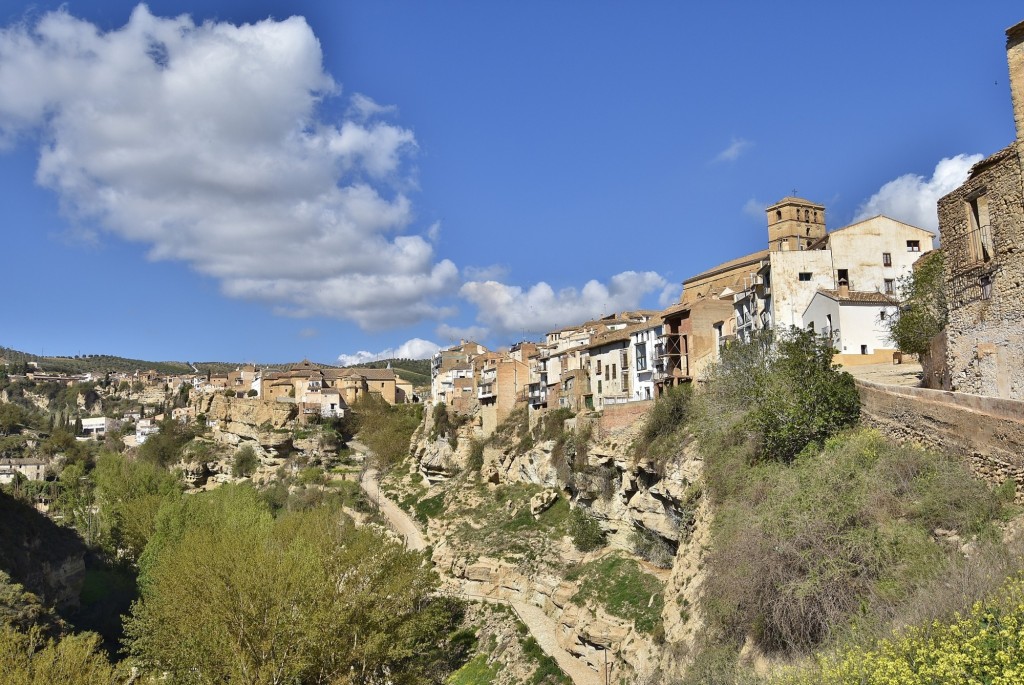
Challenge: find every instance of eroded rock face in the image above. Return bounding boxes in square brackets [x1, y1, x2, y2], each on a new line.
[407, 404, 711, 682]
[414, 422, 478, 482]
[192, 394, 296, 449]
[530, 489, 558, 518]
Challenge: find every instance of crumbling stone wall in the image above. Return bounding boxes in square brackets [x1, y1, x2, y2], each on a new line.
[856, 379, 1024, 502]
[937, 146, 1024, 400]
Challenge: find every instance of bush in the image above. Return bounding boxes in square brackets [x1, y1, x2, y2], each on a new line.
[231, 445, 258, 478]
[702, 429, 1012, 655]
[630, 527, 676, 569]
[776, 574, 1024, 685]
[466, 440, 485, 472]
[634, 384, 692, 465]
[567, 506, 605, 552]
[704, 328, 859, 464]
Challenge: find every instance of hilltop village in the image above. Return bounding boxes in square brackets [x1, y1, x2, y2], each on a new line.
[0, 18, 1024, 685]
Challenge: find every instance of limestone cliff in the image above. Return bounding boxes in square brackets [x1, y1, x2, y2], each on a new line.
[404, 406, 711, 683]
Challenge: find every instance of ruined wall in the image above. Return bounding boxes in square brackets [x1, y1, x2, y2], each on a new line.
[856, 379, 1024, 501]
[938, 147, 1024, 400]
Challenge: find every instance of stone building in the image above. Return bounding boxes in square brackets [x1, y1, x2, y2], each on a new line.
[936, 20, 1024, 400]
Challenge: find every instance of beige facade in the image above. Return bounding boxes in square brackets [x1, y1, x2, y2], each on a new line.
[475, 352, 528, 436]
[937, 21, 1024, 399]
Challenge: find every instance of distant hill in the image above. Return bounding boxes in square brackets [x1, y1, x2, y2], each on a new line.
[0, 346, 432, 385]
[0, 346, 287, 377]
[345, 359, 431, 387]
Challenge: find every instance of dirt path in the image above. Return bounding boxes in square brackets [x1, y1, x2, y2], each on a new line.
[348, 439, 601, 685]
[844, 360, 923, 387]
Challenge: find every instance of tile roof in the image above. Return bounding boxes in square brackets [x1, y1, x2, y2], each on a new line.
[817, 288, 898, 305]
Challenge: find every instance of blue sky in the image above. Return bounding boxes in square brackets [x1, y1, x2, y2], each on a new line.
[0, 1, 1020, 365]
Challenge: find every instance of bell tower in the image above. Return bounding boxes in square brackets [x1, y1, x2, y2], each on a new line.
[766, 197, 826, 251]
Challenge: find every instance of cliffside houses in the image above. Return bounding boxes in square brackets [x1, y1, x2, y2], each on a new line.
[431, 195, 935, 435]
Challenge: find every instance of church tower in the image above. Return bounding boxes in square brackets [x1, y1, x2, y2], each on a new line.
[766, 197, 826, 251]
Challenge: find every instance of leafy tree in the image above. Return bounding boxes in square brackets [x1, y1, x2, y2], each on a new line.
[125, 485, 467, 684]
[706, 329, 860, 464]
[245, 389, 258, 397]
[231, 445, 258, 478]
[93, 452, 180, 561]
[0, 403, 28, 436]
[0, 625, 116, 684]
[568, 506, 606, 552]
[886, 250, 947, 356]
[136, 417, 192, 467]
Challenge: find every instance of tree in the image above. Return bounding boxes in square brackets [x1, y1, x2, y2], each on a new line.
[886, 250, 947, 356]
[0, 625, 116, 684]
[231, 445, 258, 478]
[125, 485, 467, 684]
[93, 452, 180, 561]
[707, 328, 860, 463]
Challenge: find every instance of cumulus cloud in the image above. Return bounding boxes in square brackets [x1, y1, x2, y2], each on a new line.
[459, 271, 667, 337]
[714, 137, 752, 162]
[337, 337, 440, 366]
[0, 5, 457, 328]
[435, 323, 490, 343]
[854, 154, 983, 231]
[298, 327, 318, 338]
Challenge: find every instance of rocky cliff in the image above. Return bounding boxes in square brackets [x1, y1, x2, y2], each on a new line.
[403, 405, 711, 683]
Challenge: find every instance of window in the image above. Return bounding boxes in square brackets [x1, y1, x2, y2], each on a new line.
[798, 272, 812, 281]
[837, 269, 849, 286]
[967, 194, 994, 263]
[596, 359, 602, 374]
[907, 240, 920, 252]
[604, 366, 609, 381]
[597, 380, 602, 394]
[635, 343, 647, 371]
[776, 209, 782, 221]
[611, 364, 617, 380]
[884, 279, 895, 295]
[980, 274, 993, 300]
[861, 345, 868, 355]
[882, 252, 892, 266]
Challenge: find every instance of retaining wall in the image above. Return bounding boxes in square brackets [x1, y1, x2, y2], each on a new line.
[855, 379, 1024, 501]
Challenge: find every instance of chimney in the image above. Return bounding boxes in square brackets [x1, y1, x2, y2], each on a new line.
[838, 282, 850, 298]
[1007, 20, 1024, 144]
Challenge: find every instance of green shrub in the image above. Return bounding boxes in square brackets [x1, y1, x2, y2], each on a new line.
[231, 445, 258, 478]
[466, 440, 485, 472]
[567, 506, 605, 552]
[568, 553, 665, 634]
[702, 428, 1012, 655]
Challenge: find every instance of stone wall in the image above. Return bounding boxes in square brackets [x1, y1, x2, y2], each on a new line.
[937, 146, 1024, 400]
[598, 399, 653, 434]
[855, 379, 1024, 501]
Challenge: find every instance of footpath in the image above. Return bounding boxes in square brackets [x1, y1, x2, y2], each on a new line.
[347, 440, 602, 685]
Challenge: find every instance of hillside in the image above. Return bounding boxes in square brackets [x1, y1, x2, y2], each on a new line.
[343, 359, 431, 387]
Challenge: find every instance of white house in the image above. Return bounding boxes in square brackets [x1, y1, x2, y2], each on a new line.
[803, 288, 899, 364]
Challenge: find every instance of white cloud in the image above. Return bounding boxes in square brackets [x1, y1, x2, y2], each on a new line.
[435, 323, 490, 343]
[854, 154, 983, 231]
[337, 337, 440, 366]
[462, 264, 509, 282]
[459, 271, 667, 337]
[657, 283, 679, 308]
[298, 327, 318, 339]
[0, 5, 456, 329]
[742, 198, 766, 220]
[714, 137, 752, 163]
